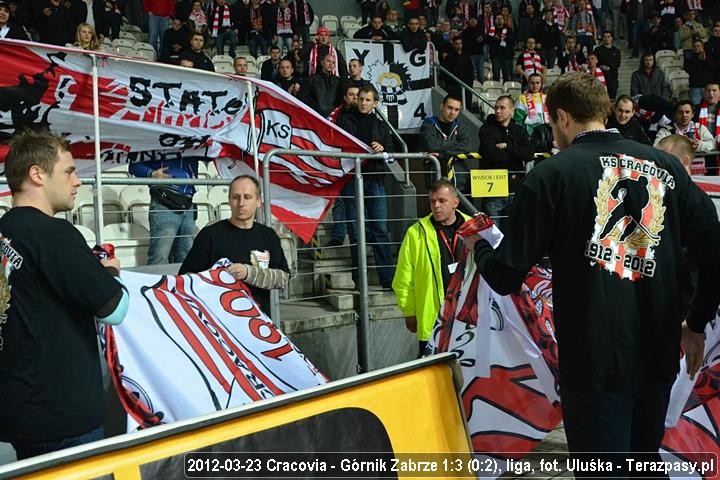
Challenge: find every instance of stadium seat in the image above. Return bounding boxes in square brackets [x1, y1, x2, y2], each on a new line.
[668, 69, 689, 82]
[503, 81, 521, 91]
[0, 195, 11, 218]
[114, 46, 135, 56]
[246, 64, 259, 75]
[324, 18, 339, 35]
[74, 225, 97, 247]
[206, 161, 220, 178]
[482, 80, 502, 90]
[212, 54, 234, 65]
[193, 191, 214, 229]
[119, 31, 136, 42]
[111, 38, 134, 49]
[135, 49, 156, 61]
[310, 19, 319, 35]
[344, 26, 360, 38]
[256, 54, 270, 64]
[506, 88, 522, 100]
[215, 63, 234, 73]
[208, 185, 230, 221]
[340, 15, 357, 25]
[119, 185, 151, 226]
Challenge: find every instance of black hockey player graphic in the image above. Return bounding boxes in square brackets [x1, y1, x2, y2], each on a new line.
[598, 175, 657, 243]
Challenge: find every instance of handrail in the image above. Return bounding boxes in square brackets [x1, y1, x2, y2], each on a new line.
[374, 107, 411, 184]
[434, 64, 495, 112]
[261, 149, 441, 373]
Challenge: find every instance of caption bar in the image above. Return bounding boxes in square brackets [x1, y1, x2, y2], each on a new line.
[184, 452, 718, 478]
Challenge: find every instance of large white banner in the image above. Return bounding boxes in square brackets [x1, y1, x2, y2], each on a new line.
[101, 260, 326, 431]
[344, 41, 433, 130]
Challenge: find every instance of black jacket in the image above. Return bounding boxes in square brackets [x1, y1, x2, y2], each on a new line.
[180, 49, 215, 72]
[261, 59, 280, 82]
[353, 24, 397, 40]
[532, 21, 561, 51]
[473, 129, 720, 389]
[399, 28, 427, 52]
[276, 75, 301, 94]
[557, 48, 586, 73]
[487, 28, 516, 59]
[477, 115, 533, 189]
[685, 54, 717, 88]
[606, 116, 651, 145]
[441, 50, 474, 86]
[300, 72, 342, 118]
[161, 25, 191, 62]
[593, 45, 621, 79]
[460, 25, 485, 55]
[38, 0, 74, 46]
[337, 108, 394, 175]
[300, 43, 348, 78]
[0, 23, 29, 40]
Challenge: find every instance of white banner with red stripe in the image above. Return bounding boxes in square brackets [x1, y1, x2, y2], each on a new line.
[101, 260, 326, 431]
[0, 39, 368, 242]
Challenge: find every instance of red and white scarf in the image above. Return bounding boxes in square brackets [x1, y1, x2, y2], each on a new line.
[276, 6, 293, 35]
[698, 100, 720, 146]
[498, 27, 508, 45]
[457, 1, 471, 22]
[309, 43, 339, 75]
[210, 4, 231, 38]
[291, 0, 312, 25]
[484, 14, 496, 36]
[589, 67, 606, 87]
[568, 51, 582, 71]
[525, 92, 548, 123]
[427, 0, 438, 7]
[553, 5, 569, 28]
[523, 50, 543, 76]
[687, 0, 702, 10]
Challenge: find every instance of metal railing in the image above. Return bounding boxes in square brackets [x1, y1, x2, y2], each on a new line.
[434, 64, 495, 112]
[262, 149, 441, 373]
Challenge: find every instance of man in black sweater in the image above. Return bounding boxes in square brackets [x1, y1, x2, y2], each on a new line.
[399, 17, 426, 52]
[477, 95, 533, 229]
[299, 53, 342, 118]
[180, 175, 289, 317]
[686, 39, 718, 106]
[354, 16, 397, 40]
[441, 36, 474, 105]
[161, 17, 190, 64]
[467, 72, 720, 473]
[532, 9, 561, 68]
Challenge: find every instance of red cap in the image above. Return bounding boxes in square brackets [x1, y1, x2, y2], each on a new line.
[316, 26, 330, 35]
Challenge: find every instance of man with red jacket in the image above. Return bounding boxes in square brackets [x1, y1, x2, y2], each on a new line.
[143, 0, 174, 59]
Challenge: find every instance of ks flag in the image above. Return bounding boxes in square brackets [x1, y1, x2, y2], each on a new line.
[101, 260, 326, 431]
[0, 39, 369, 242]
[344, 41, 433, 130]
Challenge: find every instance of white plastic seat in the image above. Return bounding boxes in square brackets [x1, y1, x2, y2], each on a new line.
[73, 185, 123, 227]
[74, 225, 97, 247]
[111, 38, 134, 48]
[102, 223, 150, 268]
[215, 63, 234, 73]
[340, 15, 357, 25]
[668, 70, 689, 82]
[246, 64, 259, 75]
[323, 18, 339, 35]
[119, 185, 151, 227]
[344, 27, 360, 39]
[208, 185, 230, 221]
[114, 46, 135, 56]
[212, 54, 234, 64]
[256, 54, 270, 64]
[503, 81, 521, 91]
[119, 31, 136, 41]
[482, 80, 503, 90]
[507, 88, 522, 100]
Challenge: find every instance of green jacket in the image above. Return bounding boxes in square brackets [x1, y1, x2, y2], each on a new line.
[392, 211, 471, 341]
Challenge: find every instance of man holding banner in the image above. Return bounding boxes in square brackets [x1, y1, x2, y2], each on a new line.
[467, 72, 720, 474]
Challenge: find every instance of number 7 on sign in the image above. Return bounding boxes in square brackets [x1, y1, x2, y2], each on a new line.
[470, 169, 509, 198]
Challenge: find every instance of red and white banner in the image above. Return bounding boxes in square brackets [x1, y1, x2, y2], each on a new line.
[430, 214, 720, 479]
[101, 260, 326, 431]
[0, 40, 369, 242]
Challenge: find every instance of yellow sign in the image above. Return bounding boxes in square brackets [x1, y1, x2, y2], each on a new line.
[471, 169, 509, 198]
[0, 355, 472, 480]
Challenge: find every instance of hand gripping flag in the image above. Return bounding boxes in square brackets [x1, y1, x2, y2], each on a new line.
[0, 39, 369, 242]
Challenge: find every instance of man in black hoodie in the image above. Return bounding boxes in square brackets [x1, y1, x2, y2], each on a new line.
[180, 32, 215, 72]
[477, 95, 533, 229]
[399, 17, 426, 52]
[354, 15, 397, 40]
[606, 95, 651, 144]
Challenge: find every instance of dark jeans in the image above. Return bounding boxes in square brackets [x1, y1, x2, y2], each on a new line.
[215, 29, 238, 57]
[482, 196, 512, 231]
[346, 178, 395, 287]
[12, 426, 104, 460]
[561, 381, 673, 478]
[248, 32, 269, 57]
[538, 47, 557, 68]
[491, 58, 513, 82]
[330, 181, 354, 242]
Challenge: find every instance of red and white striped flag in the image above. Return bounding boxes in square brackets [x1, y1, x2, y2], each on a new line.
[0, 39, 369, 242]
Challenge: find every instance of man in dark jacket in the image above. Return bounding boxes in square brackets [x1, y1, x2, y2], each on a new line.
[686, 40, 718, 106]
[643, 14, 673, 54]
[276, 59, 301, 96]
[488, 15, 516, 82]
[442, 36, 474, 105]
[0, 0, 28, 39]
[419, 94, 472, 192]
[594, 31, 621, 99]
[161, 17, 190, 64]
[301, 26, 348, 78]
[300, 53, 342, 118]
[461, 17, 486, 84]
[630, 53, 670, 99]
[354, 15, 397, 40]
[37, 0, 73, 46]
[477, 95, 533, 228]
[399, 17, 426, 52]
[533, 9, 561, 68]
[180, 32, 215, 71]
[466, 71, 720, 473]
[261, 45, 282, 82]
[606, 95, 651, 144]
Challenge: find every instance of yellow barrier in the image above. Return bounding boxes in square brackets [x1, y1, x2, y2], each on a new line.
[0, 354, 471, 480]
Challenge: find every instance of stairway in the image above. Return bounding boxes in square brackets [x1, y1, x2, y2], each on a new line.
[615, 39, 638, 98]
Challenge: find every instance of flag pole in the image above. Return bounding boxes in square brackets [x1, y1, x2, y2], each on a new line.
[246, 80, 260, 179]
[91, 54, 105, 244]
